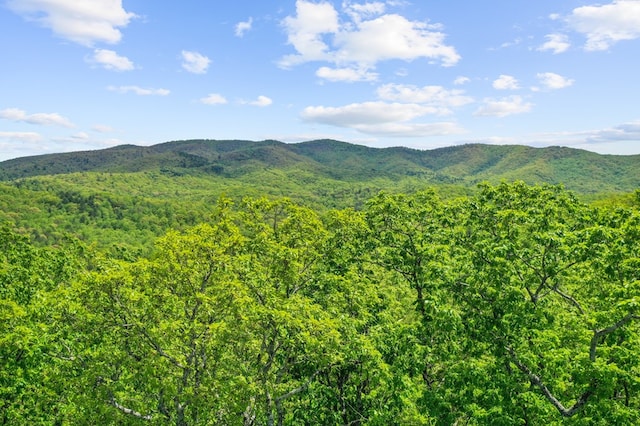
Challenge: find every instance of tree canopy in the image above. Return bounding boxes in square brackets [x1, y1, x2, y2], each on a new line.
[1, 182, 640, 424]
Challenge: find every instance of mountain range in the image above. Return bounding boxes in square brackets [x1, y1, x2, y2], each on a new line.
[1, 139, 639, 194]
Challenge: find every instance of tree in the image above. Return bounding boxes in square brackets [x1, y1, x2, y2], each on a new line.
[451, 183, 640, 423]
[72, 204, 252, 425]
[0, 224, 84, 424]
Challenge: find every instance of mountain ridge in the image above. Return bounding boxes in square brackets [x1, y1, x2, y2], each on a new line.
[1, 139, 639, 193]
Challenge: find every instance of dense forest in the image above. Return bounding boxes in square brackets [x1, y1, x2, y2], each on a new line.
[2, 141, 640, 425]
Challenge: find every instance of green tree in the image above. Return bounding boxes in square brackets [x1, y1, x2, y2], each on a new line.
[73, 210, 252, 425]
[451, 183, 640, 423]
[0, 225, 84, 424]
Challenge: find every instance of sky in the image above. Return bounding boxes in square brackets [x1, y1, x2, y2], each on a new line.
[1, 0, 640, 161]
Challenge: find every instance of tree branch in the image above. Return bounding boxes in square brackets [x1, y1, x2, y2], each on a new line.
[275, 369, 321, 403]
[552, 286, 585, 315]
[590, 312, 639, 362]
[506, 346, 593, 417]
[109, 397, 153, 420]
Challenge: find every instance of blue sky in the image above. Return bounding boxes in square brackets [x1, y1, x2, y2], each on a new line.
[1, 0, 640, 161]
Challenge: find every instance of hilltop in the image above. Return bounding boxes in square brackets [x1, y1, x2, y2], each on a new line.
[1, 139, 639, 194]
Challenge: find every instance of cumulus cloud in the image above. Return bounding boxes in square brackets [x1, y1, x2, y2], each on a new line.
[454, 76, 470, 85]
[566, 0, 640, 51]
[0, 107, 74, 127]
[582, 120, 640, 143]
[280, 0, 339, 66]
[200, 93, 228, 105]
[316, 66, 378, 82]
[493, 74, 520, 90]
[235, 17, 253, 37]
[181, 50, 211, 74]
[300, 101, 465, 137]
[519, 120, 640, 154]
[248, 96, 273, 107]
[6, 0, 136, 46]
[89, 49, 134, 71]
[376, 83, 473, 113]
[343, 1, 386, 22]
[279, 0, 460, 78]
[474, 96, 533, 117]
[0, 131, 43, 143]
[349, 121, 465, 137]
[107, 86, 170, 96]
[537, 33, 571, 54]
[300, 78, 473, 138]
[302, 102, 438, 126]
[536, 72, 575, 90]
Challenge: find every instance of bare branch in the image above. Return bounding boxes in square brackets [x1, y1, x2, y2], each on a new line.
[506, 346, 593, 417]
[552, 287, 585, 315]
[590, 312, 639, 362]
[137, 325, 186, 370]
[109, 397, 153, 420]
[275, 369, 321, 403]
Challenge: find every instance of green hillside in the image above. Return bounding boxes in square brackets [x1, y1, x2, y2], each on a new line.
[2, 140, 640, 424]
[2, 139, 639, 193]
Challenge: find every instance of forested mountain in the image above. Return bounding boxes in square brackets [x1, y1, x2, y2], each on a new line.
[2, 140, 640, 424]
[2, 139, 639, 193]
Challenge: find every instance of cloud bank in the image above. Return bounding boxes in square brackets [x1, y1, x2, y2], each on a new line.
[6, 0, 136, 46]
[280, 0, 460, 82]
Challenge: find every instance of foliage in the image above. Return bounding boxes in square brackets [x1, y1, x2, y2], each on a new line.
[2, 139, 639, 194]
[1, 182, 640, 424]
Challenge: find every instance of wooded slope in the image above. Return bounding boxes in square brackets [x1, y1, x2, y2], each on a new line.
[2, 139, 638, 193]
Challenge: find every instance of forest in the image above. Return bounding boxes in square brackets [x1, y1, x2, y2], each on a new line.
[2, 141, 640, 425]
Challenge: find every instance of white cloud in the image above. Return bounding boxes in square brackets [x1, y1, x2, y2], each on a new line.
[279, 1, 459, 71]
[6, 0, 136, 46]
[498, 38, 522, 49]
[474, 96, 533, 117]
[454, 76, 470, 85]
[71, 131, 90, 140]
[299, 101, 467, 137]
[302, 102, 438, 126]
[200, 93, 228, 105]
[90, 48, 134, 71]
[536, 72, 575, 90]
[301, 101, 465, 136]
[316, 66, 378, 82]
[493, 74, 520, 90]
[537, 33, 571, 54]
[343, 1, 386, 22]
[583, 120, 640, 143]
[566, 0, 640, 51]
[300, 78, 473, 137]
[0, 131, 43, 143]
[333, 14, 460, 66]
[235, 17, 253, 37]
[376, 83, 473, 113]
[346, 121, 465, 137]
[92, 124, 115, 133]
[108, 86, 170, 96]
[280, 0, 340, 67]
[248, 96, 273, 107]
[0, 107, 74, 127]
[181, 50, 211, 74]
[517, 120, 640, 154]
[0, 108, 28, 121]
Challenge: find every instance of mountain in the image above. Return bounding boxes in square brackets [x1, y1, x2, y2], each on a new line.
[1, 139, 639, 194]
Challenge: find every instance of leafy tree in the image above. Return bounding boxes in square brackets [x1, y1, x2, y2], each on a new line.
[450, 183, 640, 423]
[0, 224, 84, 424]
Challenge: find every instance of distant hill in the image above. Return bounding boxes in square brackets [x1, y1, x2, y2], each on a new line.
[1, 139, 639, 194]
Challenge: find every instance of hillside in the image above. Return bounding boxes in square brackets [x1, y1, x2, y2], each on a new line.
[1, 139, 639, 193]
